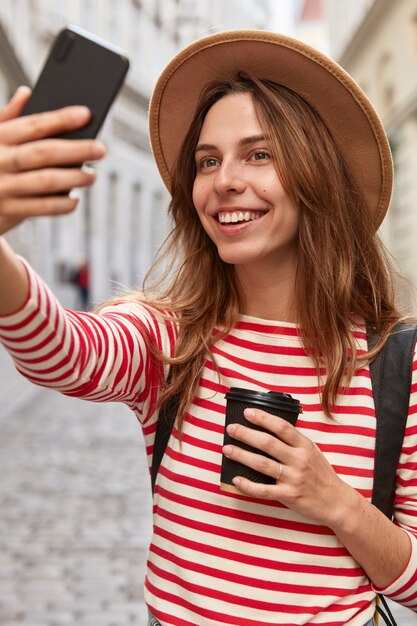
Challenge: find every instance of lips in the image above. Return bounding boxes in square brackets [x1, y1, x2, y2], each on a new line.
[217, 210, 266, 224]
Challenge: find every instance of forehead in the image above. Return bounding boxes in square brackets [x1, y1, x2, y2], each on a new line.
[198, 92, 263, 140]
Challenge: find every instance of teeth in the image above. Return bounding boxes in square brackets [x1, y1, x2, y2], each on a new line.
[218, 211, 263, 224]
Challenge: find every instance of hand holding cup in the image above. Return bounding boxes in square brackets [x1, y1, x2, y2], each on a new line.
[221, 387, 303, 494]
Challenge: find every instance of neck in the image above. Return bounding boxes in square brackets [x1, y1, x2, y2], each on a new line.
[235, 262, 298, 322]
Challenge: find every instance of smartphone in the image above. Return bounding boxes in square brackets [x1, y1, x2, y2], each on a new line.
[21, 25, 130, 139]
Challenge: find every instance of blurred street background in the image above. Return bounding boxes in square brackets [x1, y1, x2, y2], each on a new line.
[1, 0, 417, 624]
[0, 348, 153, 626]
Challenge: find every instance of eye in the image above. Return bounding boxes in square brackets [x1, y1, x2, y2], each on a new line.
[198, 156, 219, 169]
[250, 150, 271, 162]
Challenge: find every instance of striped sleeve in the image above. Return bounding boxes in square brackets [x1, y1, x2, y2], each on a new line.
[0, 258, 177, 423]
[372, 342, 417, 609]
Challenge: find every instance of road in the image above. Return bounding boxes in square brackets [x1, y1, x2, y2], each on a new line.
[0, 349, 152, 626]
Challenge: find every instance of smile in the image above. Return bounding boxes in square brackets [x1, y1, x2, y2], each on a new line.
[217, 211, 266, 224]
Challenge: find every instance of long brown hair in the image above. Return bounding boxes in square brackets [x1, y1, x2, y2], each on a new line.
[121, 74, 408, 425]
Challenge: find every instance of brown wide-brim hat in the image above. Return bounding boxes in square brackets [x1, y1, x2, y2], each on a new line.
[149, 29, 393, 230]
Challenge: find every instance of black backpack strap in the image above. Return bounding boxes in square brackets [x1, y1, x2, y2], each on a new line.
[368, 323, 417, 519]
[375, 595, 400, 626]
[151, 371, 179, 494]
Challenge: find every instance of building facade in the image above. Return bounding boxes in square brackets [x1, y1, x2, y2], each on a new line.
[325, 0, 417, 311]
[291, 0, 330, 54]
[0, 0, 272, 307]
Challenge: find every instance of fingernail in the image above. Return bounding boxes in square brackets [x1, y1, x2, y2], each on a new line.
[226, 424, 237, 435]
[91, 142, 106, 158]
[223, 445, 233, 456]
[232, 477, 241, 487]
[71, 106, 91, 120]
[16, 85, 31, 97]
[244, 409, 256, 420]
[82, 165, 96, 175]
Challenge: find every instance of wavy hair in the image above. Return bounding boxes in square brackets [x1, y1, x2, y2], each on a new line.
[119, 73, 408, 427]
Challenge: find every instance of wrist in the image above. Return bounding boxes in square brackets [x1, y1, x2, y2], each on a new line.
[0, 240, 30, 316]
[325, 481, 365, 535]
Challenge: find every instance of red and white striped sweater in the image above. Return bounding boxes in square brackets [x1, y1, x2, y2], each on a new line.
[1, 260, 417, 626]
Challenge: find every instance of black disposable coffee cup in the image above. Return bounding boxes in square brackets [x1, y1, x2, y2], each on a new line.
[221, 387, 303, 494]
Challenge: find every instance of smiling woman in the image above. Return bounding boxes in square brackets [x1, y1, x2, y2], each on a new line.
[192, 91, 300, 287]
[163, 69, 381, 417]
[0, 29, 416, 626]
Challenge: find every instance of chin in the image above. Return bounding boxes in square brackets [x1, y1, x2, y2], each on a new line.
[217, 251, 249, 266]
[215, 244, 255, 266]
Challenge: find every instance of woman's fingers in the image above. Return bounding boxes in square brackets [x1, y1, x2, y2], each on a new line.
[226, 409, 301, 465]
[0, 139, 106, 173]
[0, 195, 79, 235]
[0, 86, 32, 123]
[0, 166, 96, 198]
[244, 408, 301, 444]
[0, 196, 78, 235]
[222, 408, 348, 523]
[0, 108, 106, 234]
[0, 195, 79, 228]
[0, 105, 91, 146]
[0, 99, 106, 235]
[222, 410, 300, 493]
[223, 441, 283, 485]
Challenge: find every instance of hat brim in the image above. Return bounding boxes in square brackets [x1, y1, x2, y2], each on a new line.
[149, 30, 392, 230]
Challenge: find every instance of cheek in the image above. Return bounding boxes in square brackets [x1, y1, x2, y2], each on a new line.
[192, 180, 208, 218]
[191, 187, 198, 212]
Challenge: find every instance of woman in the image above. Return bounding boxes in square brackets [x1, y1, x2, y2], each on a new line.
[0, 30, 416, 626]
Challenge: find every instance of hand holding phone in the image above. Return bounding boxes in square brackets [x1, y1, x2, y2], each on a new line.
[0, 26, 128, 227]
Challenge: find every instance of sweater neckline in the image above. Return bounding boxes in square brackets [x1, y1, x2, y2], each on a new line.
[235, 315, 301, 338]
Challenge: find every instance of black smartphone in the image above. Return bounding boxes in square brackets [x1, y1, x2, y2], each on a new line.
[21, 25, 130, 139]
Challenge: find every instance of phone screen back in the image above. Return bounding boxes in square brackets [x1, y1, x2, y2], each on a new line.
[22, 27, 130, 139]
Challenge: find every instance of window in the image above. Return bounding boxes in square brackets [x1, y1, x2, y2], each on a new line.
[107, 172, 119, 282]
[129, 183, 142, 286]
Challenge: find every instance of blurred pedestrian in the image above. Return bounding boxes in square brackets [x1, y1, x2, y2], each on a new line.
[74, 260, 89, 310]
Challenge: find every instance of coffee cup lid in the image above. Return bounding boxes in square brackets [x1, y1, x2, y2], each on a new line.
[225, 387, 303, 413]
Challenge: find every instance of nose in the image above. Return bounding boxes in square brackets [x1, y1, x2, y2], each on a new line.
[213, 160, 247, 195]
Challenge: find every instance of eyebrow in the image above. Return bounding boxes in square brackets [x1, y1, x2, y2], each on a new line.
[195, 133, 270, 153]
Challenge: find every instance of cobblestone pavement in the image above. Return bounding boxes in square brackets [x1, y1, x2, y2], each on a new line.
[0, 353, 152, 626]
[1, 350, 416, 626]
